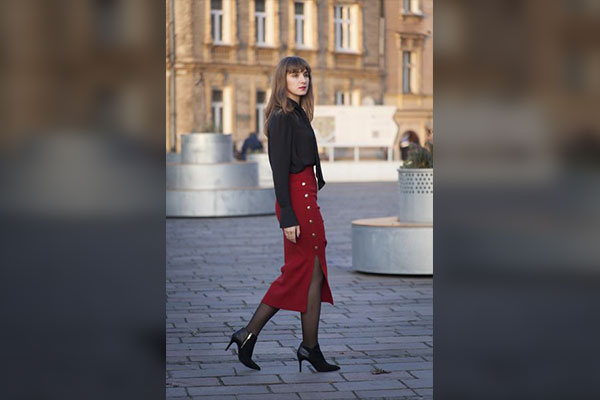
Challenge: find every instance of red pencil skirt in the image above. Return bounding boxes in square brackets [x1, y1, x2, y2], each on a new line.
[261, 165, 334, 313]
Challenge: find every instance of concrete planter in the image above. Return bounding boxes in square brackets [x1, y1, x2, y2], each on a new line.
[352, 167, 433, 276]
[167, 133, 275, 217]
[181, 133, 233, 164]
[397, 168, 433, 224]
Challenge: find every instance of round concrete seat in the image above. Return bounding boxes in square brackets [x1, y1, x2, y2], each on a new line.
[352, 216, 432, 275]
[167, 186, 275, 217]
[166, 162, 260, 190]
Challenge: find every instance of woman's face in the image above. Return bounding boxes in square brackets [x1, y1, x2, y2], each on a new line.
[286, 69, 309, 98]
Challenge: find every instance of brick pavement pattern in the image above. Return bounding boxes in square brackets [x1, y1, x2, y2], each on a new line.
[167, 182, 433, 400]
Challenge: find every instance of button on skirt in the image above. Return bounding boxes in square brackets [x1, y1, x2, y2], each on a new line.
[261, 165, 334, 313]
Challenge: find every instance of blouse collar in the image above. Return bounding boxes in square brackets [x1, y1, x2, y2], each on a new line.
[287, 97, 303, 111]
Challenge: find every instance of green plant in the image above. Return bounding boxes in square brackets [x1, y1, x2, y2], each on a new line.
[402, 142, 433, 168]
[199, 122, 220, 133]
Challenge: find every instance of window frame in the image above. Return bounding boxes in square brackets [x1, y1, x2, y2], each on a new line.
[255, 0, 267, 45]
[334, 4, 352, 51]
[255, 90, 267, 135]
[335, 90, 351, 106]
[402, 51, 414, 94]
[294, 2, 305, 47]
[402, 0, 422, 15]
[211, 1, 224, 44]
[211, 89, 224, 133]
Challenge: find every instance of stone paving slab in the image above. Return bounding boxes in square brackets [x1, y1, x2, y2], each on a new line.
[167, 182, 433, 399]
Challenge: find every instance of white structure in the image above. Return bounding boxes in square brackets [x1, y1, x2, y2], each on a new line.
[247, 106, 401, 185]
[312, 105, 398, 162]
[167, 133, 275, 217]
[246, 156, 400, 186]
[320, 161, 398, 182]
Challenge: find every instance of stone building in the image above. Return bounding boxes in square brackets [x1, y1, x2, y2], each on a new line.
[166, 0, 432, 155]
[383, 0, 433, 148]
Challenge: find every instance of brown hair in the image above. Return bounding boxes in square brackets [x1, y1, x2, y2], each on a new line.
[264, 56, 314, 138]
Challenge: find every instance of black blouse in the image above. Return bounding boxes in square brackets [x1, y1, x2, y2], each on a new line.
[267, 97, 326, 228]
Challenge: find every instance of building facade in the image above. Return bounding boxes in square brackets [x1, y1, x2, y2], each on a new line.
[383, 0, 433, 148]
[166, 0, 432, 155]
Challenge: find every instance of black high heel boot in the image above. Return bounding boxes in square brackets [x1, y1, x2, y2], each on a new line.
[225, 327, 260, 370]
[297, 342, 340, 372]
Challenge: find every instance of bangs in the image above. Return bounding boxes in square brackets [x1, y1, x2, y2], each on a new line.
[286, 61, 311, 75]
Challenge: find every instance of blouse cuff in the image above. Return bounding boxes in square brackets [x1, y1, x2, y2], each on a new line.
[279, 206, 299, 229]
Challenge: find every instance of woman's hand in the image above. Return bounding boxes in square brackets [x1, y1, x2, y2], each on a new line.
[283, 225, 300, 243]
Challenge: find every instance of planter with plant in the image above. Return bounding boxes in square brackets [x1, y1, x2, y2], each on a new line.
[397, 143, 433, 223]
[198, 122, 220, 134]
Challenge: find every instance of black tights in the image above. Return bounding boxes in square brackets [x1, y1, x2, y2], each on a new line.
[246, 255, 324, 349]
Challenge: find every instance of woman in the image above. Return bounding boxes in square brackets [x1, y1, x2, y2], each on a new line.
[226, 56, 340, 373]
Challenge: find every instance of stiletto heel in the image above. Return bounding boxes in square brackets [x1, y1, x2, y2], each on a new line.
[298, 359, 302, 372]
[296, 342, 340, 373]
[225, 338, 234, 351]
[225, 327, 260, 370]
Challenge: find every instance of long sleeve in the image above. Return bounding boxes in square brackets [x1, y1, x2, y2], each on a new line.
[297, 105, 326, 190]
[311, 129, 326, 190]
[268, 111, 299, 228]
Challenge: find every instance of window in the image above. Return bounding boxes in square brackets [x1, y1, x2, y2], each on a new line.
[335, 90, 350, 106]
[211, 0, 223, 43]
[256, 91, 266, 134]
[402, 51, 414, 93]
[334, 4, 351, 51]
[255, 0, 266, 45]
[291, 0, 317, 49]
[333, 3, 360, 52]
[207, 0, 236, 46]
[335, 89, 360, 105]
[294, 2, 305, 47]
[402, 0, 420, 14]
[212, 89, 223, 132]
[253, 0, 276, 47]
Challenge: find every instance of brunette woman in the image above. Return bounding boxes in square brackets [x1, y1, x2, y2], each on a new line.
[226, 56, 340, 373]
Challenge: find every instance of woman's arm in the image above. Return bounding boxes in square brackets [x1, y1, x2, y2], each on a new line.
[268, 111, 299, 229]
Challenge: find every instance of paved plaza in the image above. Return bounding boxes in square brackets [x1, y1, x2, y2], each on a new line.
[166, 181, 433, 400]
